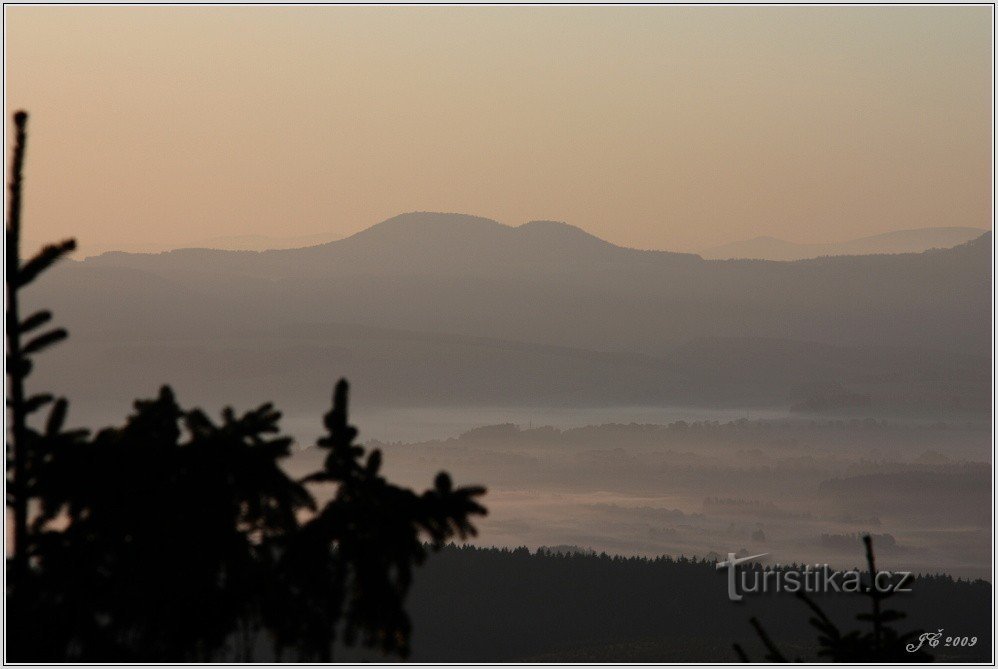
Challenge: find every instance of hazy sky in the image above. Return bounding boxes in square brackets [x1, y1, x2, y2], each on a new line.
[5, 6, 992, 255]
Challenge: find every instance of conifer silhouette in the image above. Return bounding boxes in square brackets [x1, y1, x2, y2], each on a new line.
[733, 535, 933, 662]
[6, 110, 84, 660]
[265, 380, 486, 660]
[5, 110, 486, 662]
[6, 110, 78, 574]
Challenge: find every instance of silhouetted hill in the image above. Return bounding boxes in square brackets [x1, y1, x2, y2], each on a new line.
[669, 336, 987, 410]
[26, 230, 346, 256]
[29, 215, 989, 420]
[31, 314, 988, 427]
[67, 215, 992, 357]
[703, 226, 987, 261]
[196, 230, 343, 251]
[85, 212, 697, 278]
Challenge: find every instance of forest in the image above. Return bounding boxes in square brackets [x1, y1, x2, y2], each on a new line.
[332, 544, 991, 662]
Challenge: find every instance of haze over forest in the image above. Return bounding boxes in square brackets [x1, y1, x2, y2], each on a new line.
[5, 5, 992, 660]
[26, 212, 991, 580]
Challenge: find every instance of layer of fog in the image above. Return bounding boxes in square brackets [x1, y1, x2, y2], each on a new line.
[281, 405, 793, 445]
[284, 414, 990, 580]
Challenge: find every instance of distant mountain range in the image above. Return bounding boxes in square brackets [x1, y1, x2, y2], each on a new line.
[33, 222, 985, 259]
[28, 212, 990, 421]
[193, 231, 345, 251]
[23, 231, 346, 257]
[702, 227, 986, 261]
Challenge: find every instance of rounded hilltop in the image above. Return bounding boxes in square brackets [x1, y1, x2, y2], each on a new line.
[347, 212, 615, 250]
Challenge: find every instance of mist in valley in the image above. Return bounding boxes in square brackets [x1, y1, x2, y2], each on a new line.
[265, 411, 989, 580]
[8, 6, 992, 660]
[27, 213, 992, 581]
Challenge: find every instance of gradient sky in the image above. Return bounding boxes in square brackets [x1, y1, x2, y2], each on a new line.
[5, 5, 992, 256]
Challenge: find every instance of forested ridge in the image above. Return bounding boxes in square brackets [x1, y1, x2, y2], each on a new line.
[330, 544, 992, 662]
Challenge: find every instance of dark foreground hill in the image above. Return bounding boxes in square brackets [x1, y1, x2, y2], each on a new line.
[317, 545, 990, 662]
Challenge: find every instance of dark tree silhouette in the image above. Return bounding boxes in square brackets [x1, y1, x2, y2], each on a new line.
[5, 110, 487, 662]
[733, 535, 933, 662]
[18, 388, 315, 660]
[6, 110, 78, 574]
[6, 109, 84, 661]
[264, 380, 485, 661]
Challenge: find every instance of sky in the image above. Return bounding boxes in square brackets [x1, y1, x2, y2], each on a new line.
[5, 5, 993, 256]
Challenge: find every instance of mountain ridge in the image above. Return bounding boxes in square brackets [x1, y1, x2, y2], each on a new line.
[703, 226, 987, 261]
[28, 213, 990, 421]
[38, 214, 987, 361]
[82, 212, 702, 279]
[83, 214, 988, 264]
